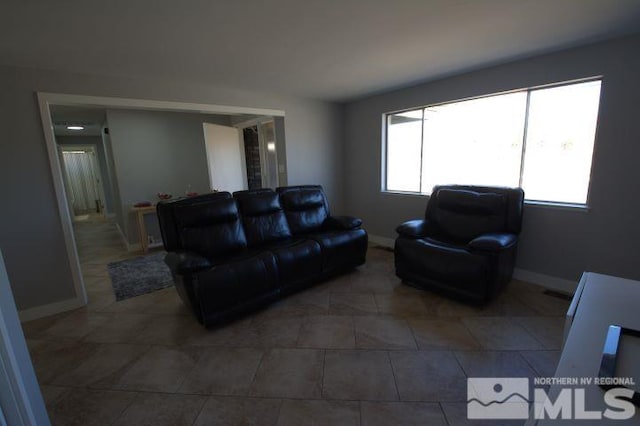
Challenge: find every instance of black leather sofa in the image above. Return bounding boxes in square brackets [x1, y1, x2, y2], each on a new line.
[394, 185, 524, 304]
[157, 185, 367, 326]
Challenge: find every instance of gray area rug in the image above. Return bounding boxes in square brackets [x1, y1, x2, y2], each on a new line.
[107, 252, 173, 301]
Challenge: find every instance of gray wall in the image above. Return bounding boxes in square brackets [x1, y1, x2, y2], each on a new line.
[0, 65, 344, 311]
[106, 109, 229, 245]
[56, 135, 115, 215]
[0, 250, 50, 425]
[344, 33, 640, 283]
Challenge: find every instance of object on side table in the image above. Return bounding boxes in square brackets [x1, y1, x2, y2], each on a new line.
[157, 185, 368, 327]
[394, 185, 524, 304]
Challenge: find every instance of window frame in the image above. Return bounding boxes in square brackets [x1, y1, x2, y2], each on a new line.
[381, 77, 602, 209]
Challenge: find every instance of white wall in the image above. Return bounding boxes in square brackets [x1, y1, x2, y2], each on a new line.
[0, 64, 344, 312]
[343, 33, 640, 284]
[0, 250, 50, 425]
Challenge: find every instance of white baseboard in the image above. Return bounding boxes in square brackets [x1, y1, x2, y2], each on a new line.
[369, 234, 395, 248]
[513, 268, 577, 295]
[18, 296, 85, 323]
[369, 234, 577, 294]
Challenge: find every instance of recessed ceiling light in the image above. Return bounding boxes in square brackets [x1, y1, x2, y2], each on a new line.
[66, 125, 84, 130]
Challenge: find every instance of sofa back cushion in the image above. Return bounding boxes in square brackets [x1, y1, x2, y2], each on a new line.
[427, 188, 509, 242]
[277, 185, 329, 234]
[173, 197, 247, 258]
[157, 192, 233, 252]
[234, 190, 292, 246]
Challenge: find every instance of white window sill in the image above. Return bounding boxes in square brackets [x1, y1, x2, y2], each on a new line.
[524, 200, 590, 212]
[380, 190, 590, 212]
[380, 190, 429, 198]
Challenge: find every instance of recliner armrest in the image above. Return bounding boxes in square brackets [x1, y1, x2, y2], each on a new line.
[324, 215, 363, 230]
[396, 219, 429, 238]
[165, 251, 212, 275]
[468, 233, 518, 252]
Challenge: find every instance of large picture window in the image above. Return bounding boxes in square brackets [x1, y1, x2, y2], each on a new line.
[384, 79, 602, 205]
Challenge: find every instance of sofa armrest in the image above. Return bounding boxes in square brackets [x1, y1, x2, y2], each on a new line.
[324, 215, 363, 230]
[468, 233, 518, 252]
[396, 219, 429, 238]
[165, 251, 212, 275]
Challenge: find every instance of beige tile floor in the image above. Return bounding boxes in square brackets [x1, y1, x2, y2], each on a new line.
[22, 217, 570, 425]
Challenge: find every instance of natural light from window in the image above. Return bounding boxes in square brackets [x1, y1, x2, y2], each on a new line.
[384, 79, 602, 205]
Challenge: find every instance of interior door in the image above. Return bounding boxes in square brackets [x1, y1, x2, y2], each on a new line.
[258, 120, 278, 189]
[60, 147, 104, 216]
[203, 123, 247, 193]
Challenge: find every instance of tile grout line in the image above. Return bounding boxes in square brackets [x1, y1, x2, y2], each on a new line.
[438, 401, 452, 426]
[513, 316, 556, 350]
[246, 348, 268, 397]
[385, 350, 402, 402]
[189, 394, 209, 426]
[108, 390, 141, 426]
[518, 350, 546, 377]
[320, 349, 327, 399]
[173, 345, 207, 394]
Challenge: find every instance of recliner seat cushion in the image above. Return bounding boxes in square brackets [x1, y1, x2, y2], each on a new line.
[262, 239, 322, 290]
[395, 237, 487, 296]
[306, 229, 368, 273]
[430, 189, 506, 242]
[195, 251, 279, 311]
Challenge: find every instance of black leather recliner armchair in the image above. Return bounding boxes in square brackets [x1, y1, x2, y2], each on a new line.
[157, 185, 367, 326]
[394, 185, 524, 304]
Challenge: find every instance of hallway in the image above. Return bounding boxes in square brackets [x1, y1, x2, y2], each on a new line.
[74, 216, 138, 311]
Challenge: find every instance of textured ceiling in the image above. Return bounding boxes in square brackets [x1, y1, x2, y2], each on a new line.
[51, 106, 106, 136]
[2, 0, 640, 101]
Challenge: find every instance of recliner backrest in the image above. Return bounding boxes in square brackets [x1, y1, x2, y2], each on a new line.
[234, 189, 292, 246]
[166, 195, 248, 258]
[426, 185, 524, 242]
[157, 192, 233, 252]
[277, 185, 330, 234]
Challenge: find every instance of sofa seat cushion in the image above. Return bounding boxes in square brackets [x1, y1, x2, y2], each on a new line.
[194, 251, 279, 312]
[305, 229, 368, 273]
[262, 238, 322, 291]
[395, 237, 487, 296]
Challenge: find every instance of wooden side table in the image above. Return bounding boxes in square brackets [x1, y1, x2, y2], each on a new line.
[132, 205, 162, 253]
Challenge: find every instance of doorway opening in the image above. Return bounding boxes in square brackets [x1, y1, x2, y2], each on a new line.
[38, 92, 286, 315]
[59, 146, 106, 221]
[240, 119, 279, 190]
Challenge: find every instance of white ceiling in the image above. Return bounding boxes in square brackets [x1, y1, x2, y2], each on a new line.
[51, 106, 106, 136]
[2, 0, 640, 101]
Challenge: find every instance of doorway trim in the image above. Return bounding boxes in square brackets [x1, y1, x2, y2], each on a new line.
[35, 92, 285, 321]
